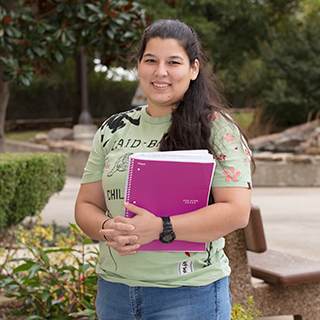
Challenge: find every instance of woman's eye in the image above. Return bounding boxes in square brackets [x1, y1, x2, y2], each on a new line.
[169, 61, 180, 65]
[145, 59, 156, 63]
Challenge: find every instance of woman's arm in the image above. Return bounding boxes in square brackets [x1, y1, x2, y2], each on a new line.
[170, 186, 251, 243]
[75, 181, 109, 241]
[115, 186, 251, 253]
[75, 181, 141, 253]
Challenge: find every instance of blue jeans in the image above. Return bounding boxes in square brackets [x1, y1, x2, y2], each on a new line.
[96, 276, 231, 320]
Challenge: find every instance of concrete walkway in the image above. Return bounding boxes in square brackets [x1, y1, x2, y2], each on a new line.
[40, 176, 320, 320]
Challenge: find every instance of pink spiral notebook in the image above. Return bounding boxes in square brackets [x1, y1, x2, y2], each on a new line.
[124, 150, 216, 252]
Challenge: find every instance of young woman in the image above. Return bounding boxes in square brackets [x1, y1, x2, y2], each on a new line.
[75, 19, 253, 320]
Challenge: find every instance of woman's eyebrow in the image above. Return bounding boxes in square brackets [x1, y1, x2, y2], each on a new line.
[143, 53, 156, 58]
[143, 53, 184, 60]
[169, 55, 184, 61]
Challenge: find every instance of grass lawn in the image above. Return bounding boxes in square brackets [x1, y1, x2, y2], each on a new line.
[5, 112, 254, 142]
[233, 112, 254, 131]
[5, 131, 48, 142]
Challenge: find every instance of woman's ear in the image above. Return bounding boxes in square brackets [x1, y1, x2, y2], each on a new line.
[190, 59, 200, 81]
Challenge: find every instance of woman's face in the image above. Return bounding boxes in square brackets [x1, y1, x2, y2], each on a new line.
[137, 37, 199, 117]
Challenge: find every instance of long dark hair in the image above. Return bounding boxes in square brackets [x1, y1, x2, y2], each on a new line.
[135, 19, 254, 170]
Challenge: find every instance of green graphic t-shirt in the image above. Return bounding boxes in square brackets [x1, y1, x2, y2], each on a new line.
[81, 105, 252, 288]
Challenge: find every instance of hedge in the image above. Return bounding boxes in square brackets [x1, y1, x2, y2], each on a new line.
[0, 153, 67, 232]
[6, 61, 137, 121]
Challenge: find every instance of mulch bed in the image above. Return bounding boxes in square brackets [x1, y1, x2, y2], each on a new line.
[0, 298, 27, 320]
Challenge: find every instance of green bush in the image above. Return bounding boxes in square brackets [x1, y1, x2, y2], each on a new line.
[6, 59, 137, 121]
[231, 296, 260, 319]
[246, 17, 320, 134]
[0, 153, 67, 232]
[0, 223, 98, 320]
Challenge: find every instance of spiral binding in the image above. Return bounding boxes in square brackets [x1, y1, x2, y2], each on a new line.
[124, 157, 135, 217]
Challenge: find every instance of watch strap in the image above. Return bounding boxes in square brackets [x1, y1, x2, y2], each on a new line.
[161, 216, 172, 231]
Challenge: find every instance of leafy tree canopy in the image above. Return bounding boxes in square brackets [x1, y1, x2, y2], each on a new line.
[137, 0, 320, 132]
[0, 0, 146, 85]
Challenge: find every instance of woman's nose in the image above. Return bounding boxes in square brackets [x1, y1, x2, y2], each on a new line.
[154, 62, 168, 77]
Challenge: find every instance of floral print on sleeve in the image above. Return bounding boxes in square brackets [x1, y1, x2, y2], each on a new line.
[223, 167, 240, 182]
[224, 133, 234, 143]
[210, 112, 252, 188]
[210, 111, 222, 122]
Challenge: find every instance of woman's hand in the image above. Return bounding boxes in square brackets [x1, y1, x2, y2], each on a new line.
[122, 202, 162, 246]
[99, 218, 140, 256]
[100, 202, 162, 256]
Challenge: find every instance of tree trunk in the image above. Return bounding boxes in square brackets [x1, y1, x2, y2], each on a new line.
[77, 47, 92, 125]
[0, 0, 15, 153]
[0, 71, 10, 153]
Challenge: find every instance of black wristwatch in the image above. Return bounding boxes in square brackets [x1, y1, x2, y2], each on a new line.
[159, 216, 176, 244]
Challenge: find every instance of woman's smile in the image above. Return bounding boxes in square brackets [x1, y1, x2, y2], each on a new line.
[152, 82, 171, 88]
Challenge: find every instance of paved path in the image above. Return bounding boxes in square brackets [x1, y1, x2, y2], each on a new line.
[41, 178, 320, 260]
[251, 187, 320, 320]
[40, 176, 80, 227]
[40, 177, 320, 320]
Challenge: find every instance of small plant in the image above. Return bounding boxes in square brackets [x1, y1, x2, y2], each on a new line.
[231, 296, 260, 320]
[0, 222, 99, 320]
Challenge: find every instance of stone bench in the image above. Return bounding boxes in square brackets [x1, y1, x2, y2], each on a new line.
[225, 204, 320, 320]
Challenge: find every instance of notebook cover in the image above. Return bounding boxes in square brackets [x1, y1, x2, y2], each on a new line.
[124, 157, 215, 251]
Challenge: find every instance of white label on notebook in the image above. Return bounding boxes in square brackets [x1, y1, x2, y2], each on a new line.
[178, 260, 194, 275]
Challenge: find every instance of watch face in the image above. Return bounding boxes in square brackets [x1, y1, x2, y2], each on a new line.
[159, 217, 176, 244]
[163, 234, 174, 242]
[160, 231, 176, 243]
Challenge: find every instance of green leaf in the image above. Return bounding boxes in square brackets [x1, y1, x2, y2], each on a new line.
[5, 284, 19, 292]
[83, 237, 94, 245]
[81, 28, 90, 37]
[2, 69, 16, 82]
[42, 289, 50, 302]
[38, 247, 50, 268]
[88, 14, 100, 23]
[60, 265, 77, 272]
[63, 5, 73, 19]
[113, 18, 125, 26]
[25, 316, 45, 320]
[21, 14, 34, 22]
[85, 3, 101, 14]
[26, 48, 35, 60]
[81, 264, 90, 272]
[56, 3, 65, 13]
[54, 50, 64, 63]
[61, 31, 67, 43]
[80, 299, 93, 309]
[15, 240, 37, 254]
[53, 29, 62, 40]
[69, 222, 79, 232]
[3, 293, 18, 298]
[0, 277, 14, 287]
[45, 248, 76, 254]
[33, 46, 46, 57]
[106, 29, 114, 40]
[77, 4, 87, 20]
[65, 30, 76, 43]
[77, 12, 87, 20]
[9, 257, 33, 263]
[28, 263, 42, 279]
[18, 74, 32, 86]
[74, 309, 96, 316]
[122, 31, 135, 39]
[5, 26, 22, 38]
[13, 261, 36, 273]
